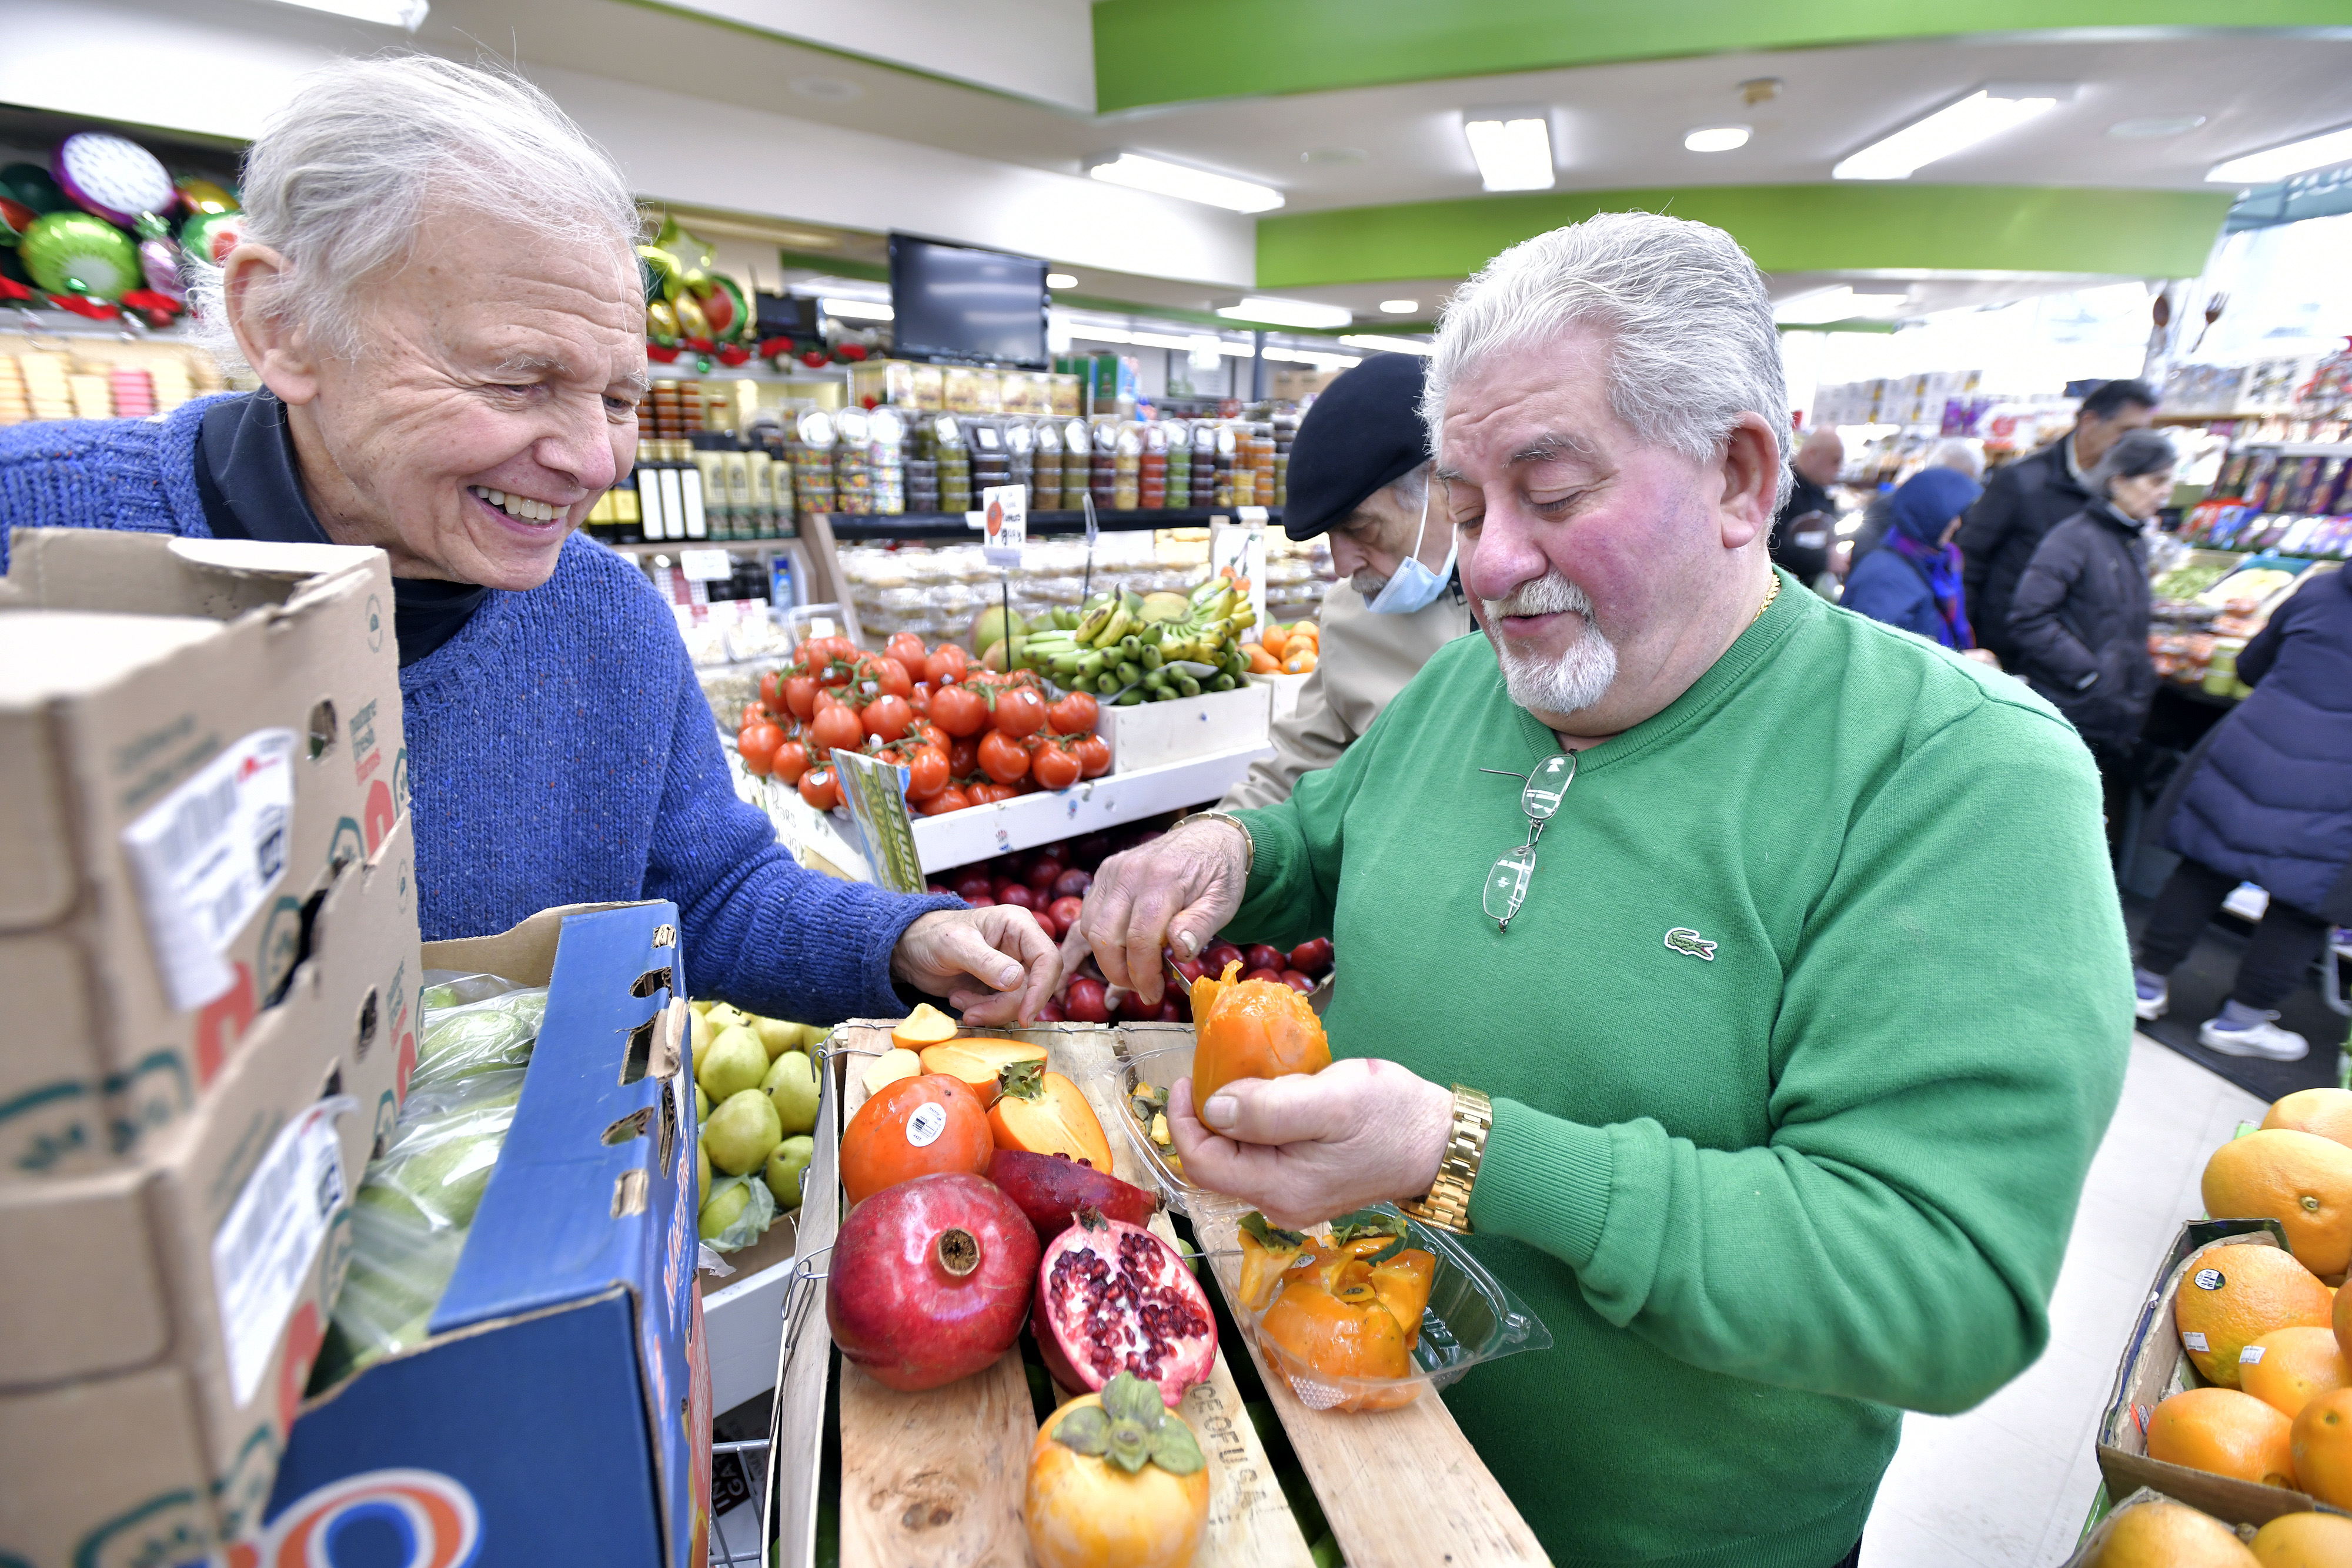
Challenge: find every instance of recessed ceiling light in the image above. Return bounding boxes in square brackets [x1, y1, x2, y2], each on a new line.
[1378, 299, 1420, 315]
[820, 297, 893, 322]
[1685, 126, 1751, 153]
[268, 0, 427, 25]
[1461, 109, 1555, 192]
[1773, 287, 1907, 325]
[1338, 333, 1435, 357]
[1085, 152, 1284, 213]
[789, 75, 863, 102]
[1216, 296, 1354, 330]
[1833, 86, 2069, 180]
[2109, 115, 2207, 140]
[1045, 273, 1077, 290]
[1301, 146, 1369, 165]
[2208, 122, 2352, 185]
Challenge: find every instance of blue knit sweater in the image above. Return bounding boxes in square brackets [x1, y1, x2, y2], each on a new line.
[0, 397, 957, 1021]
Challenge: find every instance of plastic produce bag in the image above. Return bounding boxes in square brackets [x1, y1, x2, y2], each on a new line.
[411, 976, 548, 1091]
[697, 1172, 776, 1253]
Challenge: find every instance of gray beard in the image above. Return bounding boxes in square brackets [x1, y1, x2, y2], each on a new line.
[1483, 571, 1619, 714]
[1349, 568, 1389, 599]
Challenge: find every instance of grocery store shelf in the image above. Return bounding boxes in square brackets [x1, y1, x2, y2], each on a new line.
[2233, 441, 2352, 456]
[910, 743, 1269, 873]
[819, 507, 1280, 541]
[604, 537, 797, 555]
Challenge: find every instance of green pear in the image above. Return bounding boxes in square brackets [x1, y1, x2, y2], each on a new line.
[704, 1002, 754, 1035]
[765, 1135, 815, 1209]
[695, 1084, 710, 1122]
[699, 1181, 751, 1241]
[763, 1050, 820, 1136]
[688, 1008, 713, 1070]
[703, 1088, 781, 1176]
[690, 999, 713, 1017]
[697, 1024, 767, 1102]
[696, 1139, 712, 1203]
[750, 1014, 803, 1060]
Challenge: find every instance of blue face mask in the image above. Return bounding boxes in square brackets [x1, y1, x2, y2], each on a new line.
[1364, 484, 1457, 615]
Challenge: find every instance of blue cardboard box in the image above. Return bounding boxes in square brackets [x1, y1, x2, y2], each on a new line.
[250, 902, 710, 1568]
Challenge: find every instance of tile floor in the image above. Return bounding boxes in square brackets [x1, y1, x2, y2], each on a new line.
[1860, 1034, 2267, 1567]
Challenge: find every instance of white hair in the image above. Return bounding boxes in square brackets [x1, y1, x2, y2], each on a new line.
[1423, 211, 1793, 511]
[1929, 438, 1984, 481]
[186, 55, 642, 369]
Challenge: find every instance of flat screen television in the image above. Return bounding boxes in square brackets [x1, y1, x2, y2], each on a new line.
[888, 233, 1050, 367]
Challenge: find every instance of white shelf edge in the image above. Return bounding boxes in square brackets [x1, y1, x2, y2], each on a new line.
[910, 744, 1271, 874]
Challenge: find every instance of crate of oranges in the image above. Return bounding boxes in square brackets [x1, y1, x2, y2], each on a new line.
[2060, 1486, 2352, 1566]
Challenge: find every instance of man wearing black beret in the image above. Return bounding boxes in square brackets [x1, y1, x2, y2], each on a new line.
[1222, 353, 1474, 808]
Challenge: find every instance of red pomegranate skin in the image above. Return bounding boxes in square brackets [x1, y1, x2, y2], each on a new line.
[826, 1172, 1038, 1390]
[1034, 1213, 1216, 1409]
[987, 1148, 1157, 1243]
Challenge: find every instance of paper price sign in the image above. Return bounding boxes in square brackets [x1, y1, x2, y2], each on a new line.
[982, 484, 1028, 568]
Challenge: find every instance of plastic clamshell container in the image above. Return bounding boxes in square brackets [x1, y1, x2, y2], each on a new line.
[1101, 1042, 1551, 1411]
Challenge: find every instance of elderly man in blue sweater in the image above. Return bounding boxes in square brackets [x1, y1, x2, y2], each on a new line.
[0, 57, 1054, 1027]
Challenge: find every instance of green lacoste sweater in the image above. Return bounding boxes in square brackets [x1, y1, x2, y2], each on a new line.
[1228, 573, 2132, 1568]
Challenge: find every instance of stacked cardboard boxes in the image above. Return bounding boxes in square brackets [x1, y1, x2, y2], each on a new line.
[0, 530, 419, 1566]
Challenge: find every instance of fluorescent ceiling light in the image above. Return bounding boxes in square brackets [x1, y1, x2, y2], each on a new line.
[1773, 287, 1907, 325]
[1045, 273, 1077, 290]
[1086, 153, 1284, 213]
[1339, 334, 1435, 357]
[820, 297, 894, 322]
[1462, 111, 1555, 192]
[270, 0, 427, 26]
[2109, 115, 2206, 140]
[2208, 123, 2352, 185]
[1262, 347, 1362, 369]
[1833, 88, 2063, 180]
[1685, 126, 1751, 153]
[1217, 296, 1354, 330]
[1378, 299, 1420, 315]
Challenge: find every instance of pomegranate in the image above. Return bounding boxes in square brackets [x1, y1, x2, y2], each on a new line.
[1033, 1209, 1215, 1408]
[827, 1172, 1038, 1391]
[989, 1149, 1157, 1243]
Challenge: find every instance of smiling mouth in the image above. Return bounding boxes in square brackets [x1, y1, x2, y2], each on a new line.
[469, 485, 565, 525]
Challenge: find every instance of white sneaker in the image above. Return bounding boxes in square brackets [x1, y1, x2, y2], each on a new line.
[2198, 1012, 2310, 1061]
[2134, 980, 2168, 1022]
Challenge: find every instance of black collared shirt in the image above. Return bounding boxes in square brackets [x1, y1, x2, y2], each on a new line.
[193, 390, 487, 667]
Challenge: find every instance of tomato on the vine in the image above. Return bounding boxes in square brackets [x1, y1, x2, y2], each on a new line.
[1074, 734, 1112, 778]
[811, 704, 863, 755]
[758, 670, 780, 710]
[782, 674, 819, 721]
[864, 694, 914, 743]
[885, 632, 928, 668]
[978, 730, 1032, 784]
[930, 684, 987, 738]
[903, 717, 946, 752]
[906, 745, 950, 800]
[798, 765, 840, 811]
[771, 740, 810, 785]
[993, 687, 1047, 739]
[869, 656, 914, 700]
[923, 646, 968, 687]
[1046, 691, 1098, 735]
[908, 683, 931, 717]
[947, 735, 981, 780]
[1032, 741, 1083, 790]
[738, 722, 782, 775]
[921, 785, 972, 815]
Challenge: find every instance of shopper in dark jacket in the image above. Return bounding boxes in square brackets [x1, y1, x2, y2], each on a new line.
[1771, 428, 1842, 589]
[1841, 467, 1983, 647]
[2009, 428, 2174, 853]
[1959, 379, 2158, 664]
[2134, 563, 2352, 1060]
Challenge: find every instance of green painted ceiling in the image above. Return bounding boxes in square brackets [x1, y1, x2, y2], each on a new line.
[1093, 1, 2352, 111]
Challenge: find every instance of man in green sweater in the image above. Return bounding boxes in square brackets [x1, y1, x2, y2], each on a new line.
[1072, 212, 2132, 1567]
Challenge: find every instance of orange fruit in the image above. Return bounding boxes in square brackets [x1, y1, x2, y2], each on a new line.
[2244, 1327, 2352, 1419]
[891, 1004, 958, 1052]
[2266, 1089, 2352, 1152]
[2176, 1242, 2337, 1388]
[2091, 1497, 2259, 1566]
[2338, 1283, 2352, 1361]
[2204, 1131, 2352, 1276]
[987, 1062, 1113, 1172]
[2251, 1510, 2352, 1566]
[1189, 960, 1330, 1105]
[2291, 1387, 2352, 1507]
[2148, 1386, 2300, 1489]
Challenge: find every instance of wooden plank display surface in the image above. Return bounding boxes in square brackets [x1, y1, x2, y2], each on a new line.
[829, 1021, 1312, 1568]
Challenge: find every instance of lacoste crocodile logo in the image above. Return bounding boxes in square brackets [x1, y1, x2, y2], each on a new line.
[1664, 928, 1717, 961]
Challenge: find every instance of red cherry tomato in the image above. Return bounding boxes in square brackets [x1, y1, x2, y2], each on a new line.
[908, 683, 931, 717]
[1073, 734, 1112, 778]
[1046, 691, 1098, 735]
[947, 735, 981, 780]
[759, 670, 780, 710]
[991, 687, 1047, 739]
[885, 632, 928, 670]
[923, 646, 969, 686]
[906, 745, 950, 800]
[921, 785, 972, 816]
[798, 765, 840, 811]
[868, 656, 914, 700]
[930, 684, 987, 738]
[978, 730, 1031, 784]
[782, 674, 819, 721]
[903, 718, 945, 752]
[771, 740, 809, 785]
[1031, 742, 1082, 790]
[737, 721, 783, 775]
[811, 704, 863, 755]
[864, 694, 914, 743]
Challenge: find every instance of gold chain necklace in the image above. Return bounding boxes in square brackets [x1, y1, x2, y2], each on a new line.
[1753, 573, 1782, 623]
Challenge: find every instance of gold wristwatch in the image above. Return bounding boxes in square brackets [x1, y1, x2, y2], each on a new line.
[1175, 809, 1254, 877]
[1399, 1085, 1492, 1235]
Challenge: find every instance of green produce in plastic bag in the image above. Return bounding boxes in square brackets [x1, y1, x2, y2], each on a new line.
[410, 983, 548, 1091]
[353, 1072, 525, 1231]
[698, 1172, 776, 1251]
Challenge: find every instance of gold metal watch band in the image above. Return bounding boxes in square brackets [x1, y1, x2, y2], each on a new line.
[1398, 1085, 1491, 1235]
[1175, 809, 1255, 877]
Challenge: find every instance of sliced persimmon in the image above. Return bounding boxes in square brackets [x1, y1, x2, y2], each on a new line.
[891, 1003, 959, 1052]
[917, 1035, 1045, 1091]
[987, 1059, 1112, 1171]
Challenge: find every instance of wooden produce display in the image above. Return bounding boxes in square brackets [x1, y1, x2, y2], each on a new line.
[768, 1019, 1547, 1568]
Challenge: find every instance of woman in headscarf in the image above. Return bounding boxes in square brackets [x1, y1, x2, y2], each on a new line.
[1839, 466, 1983, 651]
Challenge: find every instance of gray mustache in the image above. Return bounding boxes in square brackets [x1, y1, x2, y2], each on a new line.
[1483, 572, 1592, 623]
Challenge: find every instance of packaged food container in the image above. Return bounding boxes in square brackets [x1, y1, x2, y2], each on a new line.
[1098, 1042, 1552, 1412]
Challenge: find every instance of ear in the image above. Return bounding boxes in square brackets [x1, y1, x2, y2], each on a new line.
[1716, 413, 1782, 549]
[220, 242, 322, 406]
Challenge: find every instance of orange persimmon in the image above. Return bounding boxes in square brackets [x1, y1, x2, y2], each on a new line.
[918, 1036, 1047, 1092]
[988, 1059, 1114, 1172]
[1190, 960, 1330, 1105]
[839, 1073, 993, 1204]
[1252, 1213, 1436, 1412]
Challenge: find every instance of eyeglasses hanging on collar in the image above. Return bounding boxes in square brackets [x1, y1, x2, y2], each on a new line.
[1480, 751, 1574, 931]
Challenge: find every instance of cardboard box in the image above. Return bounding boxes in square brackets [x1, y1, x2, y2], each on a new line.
[0, 816, 419, 1564]
[0, 530, 409, 1182]
[253, 901, 710, 1568]
[1094, 680, 1272, 773]
[2095, 1218, 2352, 1528]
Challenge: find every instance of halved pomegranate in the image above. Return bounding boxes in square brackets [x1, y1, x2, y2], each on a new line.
[1033, 1209, 1215, 1409]
[827, 1172, 1038, 1391]
[988, 1148, 1158, 1244]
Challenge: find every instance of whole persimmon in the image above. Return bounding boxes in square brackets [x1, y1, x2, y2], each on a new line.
[840, 1072, 992, 1205]
[1189, 959, 1331, 1105]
